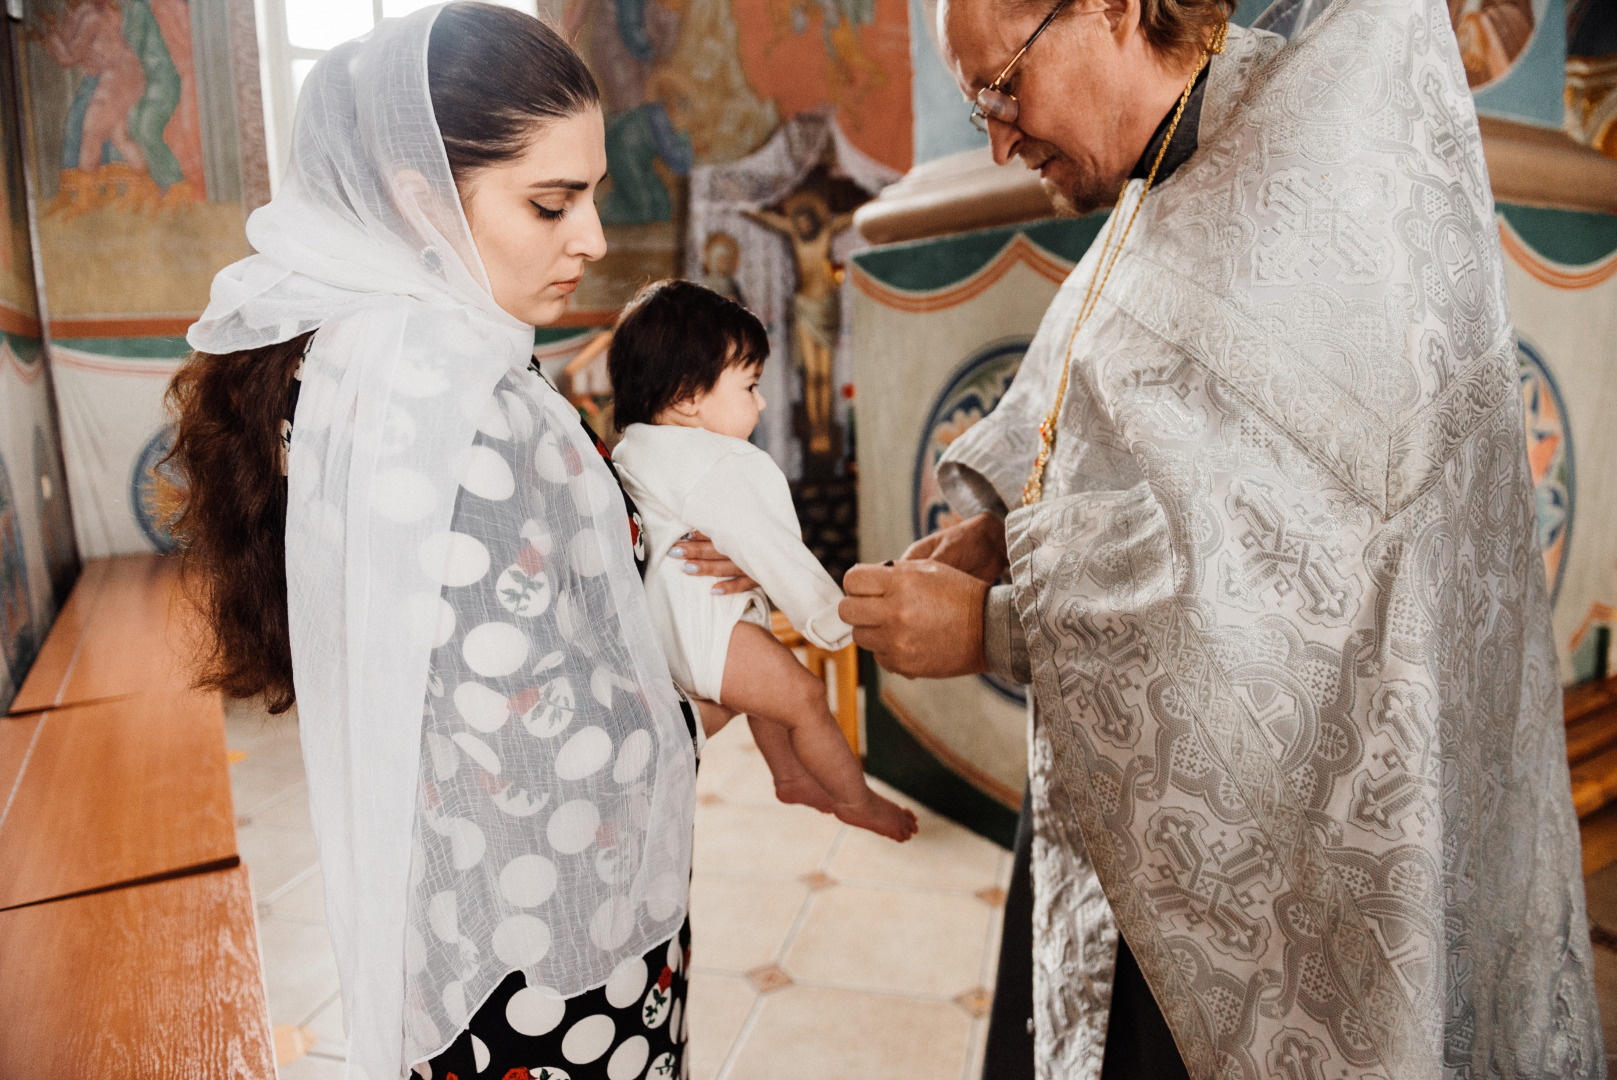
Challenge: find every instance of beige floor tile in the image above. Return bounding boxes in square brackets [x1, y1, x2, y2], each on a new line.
[979, 897, 1005, 992]
[962, 1016, 988, 1080]
[694, 799, 843, 879]
[712, 742, 782, 805]
[240, 821, 322, 897]
[231, 760, 310, 819]
[277, 1052, 347, 1079]
[785, 886, 994, 998]
[258, 912, 341, 1027]
[831, 796, 1004, 892]
[691, 872, 811, 974]
[697, 758, 738, 798]
[270, 868, 329, 923]
[222, 696, 298, 749]
[725, 985, 972, 1080]
[305, 992, 347, 1058]
[253, 782, 314, 830]
[687, 972, 758, 1080]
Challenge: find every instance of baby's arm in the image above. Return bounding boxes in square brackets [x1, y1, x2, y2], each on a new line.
[682, 451, 852, 650]
[721, 621, 916, 842]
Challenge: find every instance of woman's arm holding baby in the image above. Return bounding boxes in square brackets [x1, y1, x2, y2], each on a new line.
[667, 532, 759, 594]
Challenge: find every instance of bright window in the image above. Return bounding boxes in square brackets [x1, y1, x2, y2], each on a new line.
[257, 0, 540, 188]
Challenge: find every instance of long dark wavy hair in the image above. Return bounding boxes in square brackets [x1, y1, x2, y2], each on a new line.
[163, 2, 599, 713]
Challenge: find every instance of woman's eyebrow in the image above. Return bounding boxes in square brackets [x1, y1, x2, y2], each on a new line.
[528, 179, 590, 192]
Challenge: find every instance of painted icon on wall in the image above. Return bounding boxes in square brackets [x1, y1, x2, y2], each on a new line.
[31, 0, 205, 215]
[699, 230, 746, 307]
[0, 452, 37, 692]
[130, 423, 181, 552]
[1518, 337, 1573, 604]
[913, 341, 1027, 703]
[745, 188, 855, 461]
[1447, 0, 1541, 90]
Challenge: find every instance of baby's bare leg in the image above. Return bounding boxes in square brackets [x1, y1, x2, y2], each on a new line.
[746, 714, 834, 813]
[720, 621, 917, 841]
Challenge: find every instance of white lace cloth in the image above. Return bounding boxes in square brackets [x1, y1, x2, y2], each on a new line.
[188, 8, 694, 1077]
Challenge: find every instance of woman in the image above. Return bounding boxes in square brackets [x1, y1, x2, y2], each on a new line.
[169, 6, 739, 1076]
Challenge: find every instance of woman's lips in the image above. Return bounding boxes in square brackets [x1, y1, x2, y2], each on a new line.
[552, 277, 581, 295]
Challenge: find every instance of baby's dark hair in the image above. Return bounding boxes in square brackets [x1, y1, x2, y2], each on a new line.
[607, 279, 769, 431]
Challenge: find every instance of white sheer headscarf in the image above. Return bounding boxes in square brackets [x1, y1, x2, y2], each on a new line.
[189, 7, 695, 1077]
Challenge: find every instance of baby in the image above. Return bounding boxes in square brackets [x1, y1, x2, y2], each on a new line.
[608, 280, 917, 843]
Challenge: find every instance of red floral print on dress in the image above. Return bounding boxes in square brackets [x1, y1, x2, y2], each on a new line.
[515, 544, 544, 575]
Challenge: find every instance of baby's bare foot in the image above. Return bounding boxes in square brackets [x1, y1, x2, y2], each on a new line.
[774, 775, 836, 814]
[835, 790, 919, 842]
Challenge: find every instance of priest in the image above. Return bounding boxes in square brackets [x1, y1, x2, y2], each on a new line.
[838, 0, 1605, 1076]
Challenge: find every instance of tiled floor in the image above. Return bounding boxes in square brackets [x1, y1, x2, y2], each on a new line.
[1575, 858, 1617, 1065]
[224, 699, 1012, 1080]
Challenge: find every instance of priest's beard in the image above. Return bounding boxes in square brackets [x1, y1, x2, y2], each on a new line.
[1022, 138, 1123, 218]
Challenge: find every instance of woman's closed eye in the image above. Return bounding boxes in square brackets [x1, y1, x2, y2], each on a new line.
[531, 200, 567, 221]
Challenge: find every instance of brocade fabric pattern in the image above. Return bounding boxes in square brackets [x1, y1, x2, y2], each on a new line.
[936, 5, 1604, 1079]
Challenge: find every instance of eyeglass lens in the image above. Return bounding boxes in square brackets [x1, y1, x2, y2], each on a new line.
[972, 87, 1018, 131]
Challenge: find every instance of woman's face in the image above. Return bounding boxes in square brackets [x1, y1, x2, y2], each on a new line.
[460, 106, 609, 326]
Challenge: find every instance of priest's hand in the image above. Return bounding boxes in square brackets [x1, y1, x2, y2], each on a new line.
[900, 511, 1008, 583]
[840, 560, 989, 679]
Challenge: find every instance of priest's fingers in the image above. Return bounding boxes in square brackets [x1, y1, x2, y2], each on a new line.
[849, 624, 893, 655]
[838, 594, 892, 628]
[900, 533, 942, 561]
[842, 562, 893, 597]
[916, 513, 1009, 582]
[858, 560, 987, 679]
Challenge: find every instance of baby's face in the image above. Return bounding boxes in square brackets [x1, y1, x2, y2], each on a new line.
[686, 362, 766, 439]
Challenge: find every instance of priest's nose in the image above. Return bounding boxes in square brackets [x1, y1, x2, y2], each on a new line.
[988, 118, 1023, 167]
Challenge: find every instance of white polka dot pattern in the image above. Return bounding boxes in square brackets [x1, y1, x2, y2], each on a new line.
[561, 1015, 615, 1064]
[603, 958, 648, 1009]
[393, 370, 694, 1070]
[461, 622, 529, 677]
[505, 986, 567, 1037]
[605, 1036, 648, 1080]
[500, 855, 558, 908]
[492, 914, 552, 967]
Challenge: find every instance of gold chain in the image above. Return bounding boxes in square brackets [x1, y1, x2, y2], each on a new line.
[1021, 21, 1228, 507]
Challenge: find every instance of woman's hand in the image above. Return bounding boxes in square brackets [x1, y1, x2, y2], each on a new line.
[900, 511, 1009, 583]
[669, 531, 759, 594]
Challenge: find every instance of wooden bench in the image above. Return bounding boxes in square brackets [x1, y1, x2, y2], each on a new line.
[0, 554, 274, 1078]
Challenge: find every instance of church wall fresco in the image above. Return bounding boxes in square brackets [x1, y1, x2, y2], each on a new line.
[1565, 0, 1616, 158]
[561, 0, 914, 316]
[15, 0, 264, 324]
[0, 25, 78, 714]
[0, 0, 267, 575]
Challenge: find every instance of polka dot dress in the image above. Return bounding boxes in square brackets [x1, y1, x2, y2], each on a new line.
[417, 919, 690, 1080]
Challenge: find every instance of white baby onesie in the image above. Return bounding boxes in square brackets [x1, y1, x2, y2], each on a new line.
[612, 423, 853, 702]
